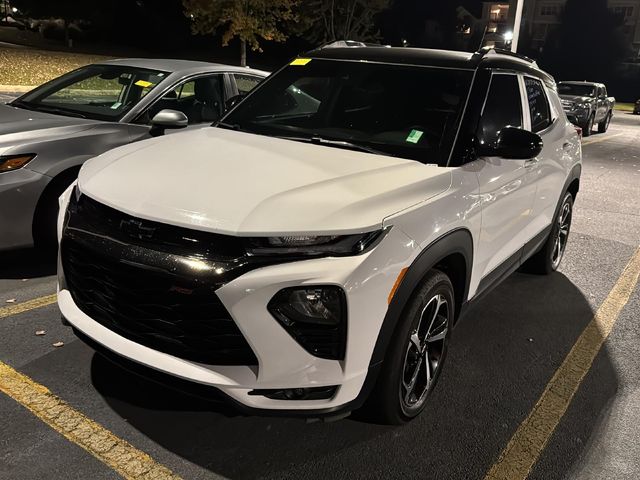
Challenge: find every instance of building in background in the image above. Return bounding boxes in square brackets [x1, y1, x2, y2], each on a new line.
[456, 0, 640, 58]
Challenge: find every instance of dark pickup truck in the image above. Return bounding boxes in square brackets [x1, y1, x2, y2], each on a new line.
[558, 81, 615, 136]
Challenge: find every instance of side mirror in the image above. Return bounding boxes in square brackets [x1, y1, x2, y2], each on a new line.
[150, 109, 188, 137]
[225, 94, 246, 112]
[480, 127, 543, 160]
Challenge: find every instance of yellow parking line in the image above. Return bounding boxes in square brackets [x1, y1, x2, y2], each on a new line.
[0, 294, 57, 319]
[582, 132, 623, 145]
[0, 361, 183, 480]
[484, 246, 640, 480]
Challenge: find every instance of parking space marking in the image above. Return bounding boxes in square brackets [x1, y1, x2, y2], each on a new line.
[0, 360, 183, 480]
[582, 133, 624, 146]
[484, 246, 640, 480]
[0, 294, 57, 319]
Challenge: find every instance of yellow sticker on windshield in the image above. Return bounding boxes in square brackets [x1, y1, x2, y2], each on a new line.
[290, 58, 312, 66]
[135, 80, 153, 88]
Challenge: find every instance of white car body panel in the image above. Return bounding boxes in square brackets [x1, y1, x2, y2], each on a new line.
[78, 128, 452, 236]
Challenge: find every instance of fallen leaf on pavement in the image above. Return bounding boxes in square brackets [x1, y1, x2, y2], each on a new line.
[35, 330, 46, 336]
[5, 299, 16, 303]
[52, 342, 64, 348]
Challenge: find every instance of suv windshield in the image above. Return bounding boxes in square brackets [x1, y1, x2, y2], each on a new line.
[558, 83, 596, 97]
[13, 64, 169, 121]
[221, 59, 473, 164]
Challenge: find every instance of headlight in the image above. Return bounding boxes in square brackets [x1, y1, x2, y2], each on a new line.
[245, 228, 388, 257]
[577, 103, 591, 109]
[0, 154, 37, 173]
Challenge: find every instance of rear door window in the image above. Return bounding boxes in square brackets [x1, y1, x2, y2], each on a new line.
[525, 77, 552, 132]
[234, 74, 263, 95]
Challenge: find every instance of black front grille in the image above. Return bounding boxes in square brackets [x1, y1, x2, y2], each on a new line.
[61, 194, 258, 366]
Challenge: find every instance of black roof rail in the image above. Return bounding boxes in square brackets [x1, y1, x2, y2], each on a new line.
[477, 46, 536, 64]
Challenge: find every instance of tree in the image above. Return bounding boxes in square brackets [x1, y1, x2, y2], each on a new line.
[183, 0, 298, 67]
[296, 0, 391, 44]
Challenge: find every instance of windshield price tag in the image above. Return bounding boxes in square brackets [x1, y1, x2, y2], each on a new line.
[406, 129, 424, 144]
[290, 58, 312, 66]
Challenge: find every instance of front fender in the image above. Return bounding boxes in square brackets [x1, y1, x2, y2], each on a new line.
[368, 228, 473, 367]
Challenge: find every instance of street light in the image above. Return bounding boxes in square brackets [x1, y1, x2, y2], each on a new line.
[512, 0, 524, 52]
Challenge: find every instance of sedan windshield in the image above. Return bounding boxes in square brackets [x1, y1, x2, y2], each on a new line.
[13, 64, 169, 121]
[221, 59, 473, 165]
[558, 83, 596, 97]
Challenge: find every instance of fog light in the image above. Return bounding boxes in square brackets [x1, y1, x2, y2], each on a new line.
[268, 286, 347, 360]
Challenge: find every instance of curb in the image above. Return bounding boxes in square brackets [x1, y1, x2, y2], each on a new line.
[0, 85, 34, 93]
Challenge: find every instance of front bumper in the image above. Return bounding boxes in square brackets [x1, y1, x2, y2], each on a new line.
[57, 191, 415, 413]
[0, 168, 50, 250]
[564, 109, 590, 127]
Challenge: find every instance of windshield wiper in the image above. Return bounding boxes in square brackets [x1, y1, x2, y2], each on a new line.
[11, 100, 87, 119]
[277, 135, 391, 157]
[216, 121, 244, 131]
[31, 105, 87, 119]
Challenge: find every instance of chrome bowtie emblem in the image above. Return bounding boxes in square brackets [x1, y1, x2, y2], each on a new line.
[119, 219, 156, 240]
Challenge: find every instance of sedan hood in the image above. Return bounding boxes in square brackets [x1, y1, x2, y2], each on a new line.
[0, 103, 98, 151]
[78, 128, 452, 236]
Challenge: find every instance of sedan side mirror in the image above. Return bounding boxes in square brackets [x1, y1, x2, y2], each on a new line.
[150, 109, 188, 137]
[480, 127, 543, 160]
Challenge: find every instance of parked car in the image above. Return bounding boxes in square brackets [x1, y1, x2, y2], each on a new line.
[558, 81, 615, 136]
[57, 47, 581, 424]
[0, 59, 267, 251]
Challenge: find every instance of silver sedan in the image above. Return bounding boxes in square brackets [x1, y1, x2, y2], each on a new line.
[0, 58, 267, 251]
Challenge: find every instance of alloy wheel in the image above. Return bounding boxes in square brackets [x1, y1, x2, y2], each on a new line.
[551, 198, 572, 269]
[400, 293, 450, 415]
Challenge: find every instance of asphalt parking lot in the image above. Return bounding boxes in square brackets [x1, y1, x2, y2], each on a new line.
[1, 114, 639, 480]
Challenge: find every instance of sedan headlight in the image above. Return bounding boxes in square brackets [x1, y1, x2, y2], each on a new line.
[0, 154, 37, 173]
[577, 103, 591, 110]
[245, 229, 388, 257]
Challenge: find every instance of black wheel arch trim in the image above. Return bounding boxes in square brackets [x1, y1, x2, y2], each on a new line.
[369, 228, 474, 368]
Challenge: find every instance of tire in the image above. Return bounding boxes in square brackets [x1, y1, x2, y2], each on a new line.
[582, 114, 594, 137]
[522, 192, 574, 275]
[598, 111, 612, 133]
[32, 172, 78, 254]
[364, 269, 454, 425]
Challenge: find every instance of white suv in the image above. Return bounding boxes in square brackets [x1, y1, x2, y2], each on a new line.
[57, 47, 581, 424]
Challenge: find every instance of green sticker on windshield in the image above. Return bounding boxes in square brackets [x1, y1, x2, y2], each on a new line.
[406, 129, 424, 144]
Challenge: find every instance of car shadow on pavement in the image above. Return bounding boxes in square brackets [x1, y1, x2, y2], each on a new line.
[0, 248, 56, 279]
[91, 271, 618, 480]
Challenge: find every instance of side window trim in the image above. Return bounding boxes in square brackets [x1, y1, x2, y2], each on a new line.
[517, 74, 532, 131]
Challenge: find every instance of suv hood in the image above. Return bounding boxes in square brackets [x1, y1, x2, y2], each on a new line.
[78, 128, 452, 236]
